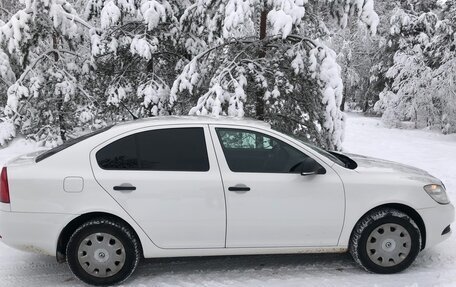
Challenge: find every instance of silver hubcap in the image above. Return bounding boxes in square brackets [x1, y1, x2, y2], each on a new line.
[78, 233, 126, 278]
[366, 223, 411, 267]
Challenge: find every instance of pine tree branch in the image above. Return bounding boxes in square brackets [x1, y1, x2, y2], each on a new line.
[108, 57, 141, 87]
[151, 51, 187, 60]
[22, 6, 93, 30]
[60, 69, 96, 104]
[18, 49, 80, 82]
[0, 76, 13, 87]
[191, 38, 257, 62]
[58, 10, 93, 30]
[0, 7, 13, 16]
[271, 113, 306, 126]
[107, 21, 142, 36]
[285, 34, 317, 47]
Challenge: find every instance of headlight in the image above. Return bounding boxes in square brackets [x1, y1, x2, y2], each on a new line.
[424, 184, 450, 204]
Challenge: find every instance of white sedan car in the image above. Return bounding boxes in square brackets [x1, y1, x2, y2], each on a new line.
[0, 117, 453, 286]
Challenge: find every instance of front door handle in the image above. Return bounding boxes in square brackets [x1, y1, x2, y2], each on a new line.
[113, 184, 136, 191]
[228, 185, 250, 192]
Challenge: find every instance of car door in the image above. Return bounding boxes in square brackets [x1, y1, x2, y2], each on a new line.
[90, 125, 226, 249]
[209, 125, 345, 248]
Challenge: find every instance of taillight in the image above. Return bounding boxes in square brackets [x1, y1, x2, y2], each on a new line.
[0, 167, 10, 204]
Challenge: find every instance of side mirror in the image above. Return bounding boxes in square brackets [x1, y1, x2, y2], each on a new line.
[301, 165, 326, 176]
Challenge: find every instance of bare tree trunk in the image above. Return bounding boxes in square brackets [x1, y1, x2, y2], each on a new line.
[341, 85, 347, 112]
[147, 58, 154, 117]
[53, 32, 67, 141]
[363, 83, 371, 113]
[363, 98, 369, 112]
[255, 10, 268, 120]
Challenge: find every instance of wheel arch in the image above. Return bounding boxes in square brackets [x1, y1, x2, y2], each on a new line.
[56, 212, 144, 263]
[351, 203, 426, 250]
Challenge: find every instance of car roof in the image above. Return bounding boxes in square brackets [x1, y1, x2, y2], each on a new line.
[112, 115, 272, 129]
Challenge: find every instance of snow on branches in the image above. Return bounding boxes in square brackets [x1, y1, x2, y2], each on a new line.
[0, 0, 380, 148]
[327, 0, 379, 35]
[0, 50, 15, 84]
[223, 0, 256, 39]
[5, 82, 29, 115]
[100, 0, 121, 28]
[374, 1, 456, 133]
[87, 0, 180, 118]
[187, 70, 247, 117]
[130, 36, 159, 60]
[106, 84, 128, 106]
[137, 79, 170, 116]
[309, 43, 345, 150]
[174, 0, 378, 149]
[0, 10, 32, 58]
[171, 34, 345, 149]
[0, 0, 93, 146]
[140, 0, 168, 30]
[267, 0, 306, 39]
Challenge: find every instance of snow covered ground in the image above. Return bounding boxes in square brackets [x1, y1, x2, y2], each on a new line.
[0, 113, 455, 286]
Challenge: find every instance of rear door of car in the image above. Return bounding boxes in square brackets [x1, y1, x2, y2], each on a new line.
[90, 124, 226, 249]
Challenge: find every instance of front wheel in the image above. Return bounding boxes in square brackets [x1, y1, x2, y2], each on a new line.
[349, 208, 421, 274]
[66, 218, 141, 286]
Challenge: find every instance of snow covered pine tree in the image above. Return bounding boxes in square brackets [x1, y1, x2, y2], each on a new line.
[0, 0, 98, 147]
[1, 0, 379, 151]
[86, 0, 188, 120]
[172, 0, 378, 150]
[374, 0, 456, 133]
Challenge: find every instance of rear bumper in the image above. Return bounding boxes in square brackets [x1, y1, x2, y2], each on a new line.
[418, 203, 455, 249]
[0, 209, 76, 256]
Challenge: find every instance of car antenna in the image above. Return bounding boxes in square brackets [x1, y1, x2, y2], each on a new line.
[120, 102, 138, 120]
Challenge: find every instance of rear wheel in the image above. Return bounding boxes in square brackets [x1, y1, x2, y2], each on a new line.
[66, 218, 140, 286]
[349, 208, 421, 274]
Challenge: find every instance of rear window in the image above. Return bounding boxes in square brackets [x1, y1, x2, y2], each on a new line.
[35, 126, 113, 163]
[96, 128, 209, 171]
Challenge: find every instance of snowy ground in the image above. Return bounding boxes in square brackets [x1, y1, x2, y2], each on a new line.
[0, 113, 455, 286]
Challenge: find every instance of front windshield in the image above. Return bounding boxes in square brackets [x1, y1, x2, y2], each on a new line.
[284, 133, 346, 167]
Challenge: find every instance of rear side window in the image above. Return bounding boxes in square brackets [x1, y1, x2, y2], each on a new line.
[96, 128, 209, 171]
[96, 135, 139, 169]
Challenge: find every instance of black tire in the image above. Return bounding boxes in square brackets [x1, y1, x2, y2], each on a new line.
[66, 218, 141, 286]
[349, 208, 421, 274]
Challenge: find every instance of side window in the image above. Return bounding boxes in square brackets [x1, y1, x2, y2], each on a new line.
[136, 128, 209, 171]
[96, 128, 209, 171]
[216, 128, 318, 173]
[96, 134, 139, 170]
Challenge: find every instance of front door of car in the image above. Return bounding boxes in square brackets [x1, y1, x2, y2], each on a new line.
[209, 126, 345, 248]
[90, 125, 226, 249]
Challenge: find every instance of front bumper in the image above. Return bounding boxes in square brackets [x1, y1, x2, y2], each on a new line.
[0, 209, 76, 256]
[417, 203, 455, 249]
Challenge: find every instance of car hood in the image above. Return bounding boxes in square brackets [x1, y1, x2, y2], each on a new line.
[344, 153, 440, 183]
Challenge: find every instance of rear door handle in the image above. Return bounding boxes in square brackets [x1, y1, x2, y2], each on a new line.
[113, 184, 136, 191]
[229, 186, 250, 192]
